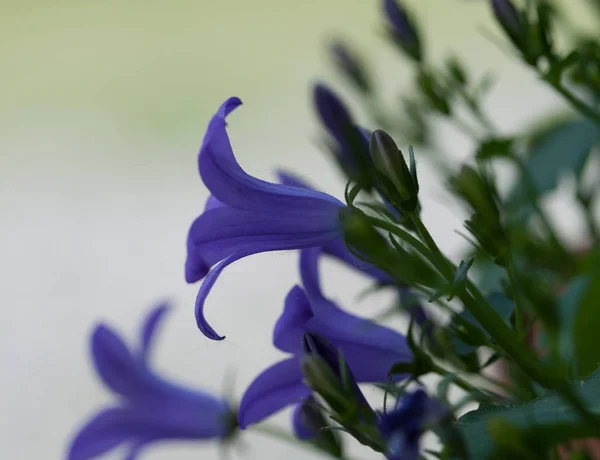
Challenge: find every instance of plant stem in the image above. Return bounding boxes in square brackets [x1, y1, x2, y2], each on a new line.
[365, 215, 432, 260]
[542, 76, 600, 127]
[506, 258, 525, 338]
[430, 363, 480, 395]
[408, 210, 561, 390]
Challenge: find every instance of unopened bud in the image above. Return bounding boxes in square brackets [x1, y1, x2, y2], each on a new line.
[330, 41, 372, 94]
[370, 130, 419, 211]
[382, 0, 423, 62]
[293, 396, 343, 457]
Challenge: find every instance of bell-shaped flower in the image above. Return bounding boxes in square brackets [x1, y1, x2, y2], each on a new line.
[237, 246, 412, 428]
[185, 97, 347, 340]
[67, 304, 235, 460]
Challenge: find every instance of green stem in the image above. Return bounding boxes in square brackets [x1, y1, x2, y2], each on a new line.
[364, 215, 432, 260]
[543, 76, 600, 127]
[430, 363, 481, 395]
[506, 258, 525, 338]
[408, 211, 561, 390]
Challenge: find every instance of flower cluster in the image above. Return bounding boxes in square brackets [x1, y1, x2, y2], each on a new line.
[68, 0, 600, 459]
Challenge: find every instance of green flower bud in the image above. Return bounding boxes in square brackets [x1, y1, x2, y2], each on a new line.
[370, 130, 419, 212]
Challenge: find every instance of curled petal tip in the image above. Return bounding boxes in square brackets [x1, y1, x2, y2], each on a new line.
[218, 97, 243, 118]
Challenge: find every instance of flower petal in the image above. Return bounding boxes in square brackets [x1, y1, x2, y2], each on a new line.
[277, 173, 394, 284]
[91, 325, 143, 397]
[299, 247, 323, 302]
[273, 285, 313, 353]
[198, 98, 343, 212]
[67, 407, 132, 460]
[204, 194, 227, 212]
[187, 206, 342, 269]
[238, 358, 310, 428]
[298, 248, 412, 381]
[194, 251, 247, 340]
[139, 303, 171, 362]
[185, 196, 344, 288]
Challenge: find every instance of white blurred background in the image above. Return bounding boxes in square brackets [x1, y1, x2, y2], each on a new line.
[1, 0, 594, 458]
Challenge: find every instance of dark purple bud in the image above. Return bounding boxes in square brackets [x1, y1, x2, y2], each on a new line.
[313, 84, 371, 183]
[293, 396, 343, 457]
[330, 41, 371, 94]
[490, 0, 522, 42]
[383, 0, 422, 62]
[313, 83, 354, 142]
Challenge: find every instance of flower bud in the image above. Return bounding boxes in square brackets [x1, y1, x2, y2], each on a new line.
[313, 83, 354, 140]
[293, 396, 343, 457]
[491, 0, 522, 38]
[382, 0, 423, 62]
[313, 83, 371, 185]
[370, 130, 419, 211]
[301, 332, 370, 421]
[330, 41, 372, 94]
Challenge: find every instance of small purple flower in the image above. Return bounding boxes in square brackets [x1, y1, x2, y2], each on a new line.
[185, 97, 347, 340]
[67, 304, 235, 460]
[378, 389, 446, 460]
[383, 0, 422, 62]
[237, 246, 412, 428]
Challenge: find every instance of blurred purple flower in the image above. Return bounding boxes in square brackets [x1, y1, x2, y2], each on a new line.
[383, 0, 422, 61]
[490, 0, 522, 39]
[313, 83, 371, 182]
[378, 389, 446, 460]
[67, 304, 235, 460]
[237, 246, 412, 428]
[185, 97, 347, 340]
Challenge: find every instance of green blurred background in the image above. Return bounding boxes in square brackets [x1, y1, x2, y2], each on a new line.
[0, 0, 594, 458]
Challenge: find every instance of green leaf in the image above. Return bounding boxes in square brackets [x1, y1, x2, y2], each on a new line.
[557, 248, 600, 378]
[509, 118, 600, 211]
[476, 137, 514, 160]
[454, 367, 600, 459]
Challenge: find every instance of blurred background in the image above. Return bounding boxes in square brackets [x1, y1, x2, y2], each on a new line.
[1, 0, 596, 458]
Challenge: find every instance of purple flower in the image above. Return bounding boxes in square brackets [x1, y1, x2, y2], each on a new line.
[67, 304, 235, 460]
[237, 246, 412, 428]
[383, 0, 422, 62]
[185, 97, 346, 340]
[378, 389, 446, 460]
